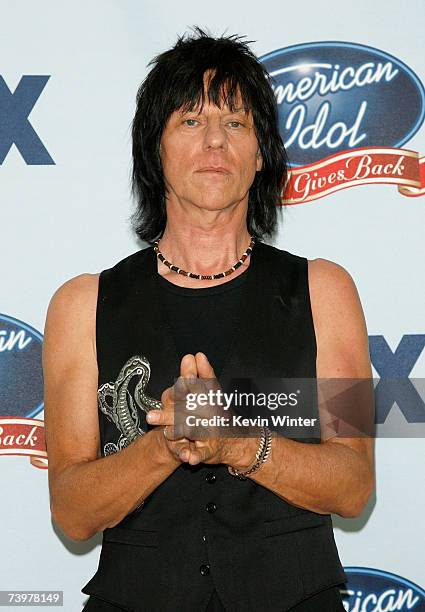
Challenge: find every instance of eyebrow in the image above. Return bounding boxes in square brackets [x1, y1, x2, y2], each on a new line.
[229, 108, 251, 117]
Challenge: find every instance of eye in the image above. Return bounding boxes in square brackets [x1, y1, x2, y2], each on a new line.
[228, 121, 243, 128]
[183, 118, 199, 127]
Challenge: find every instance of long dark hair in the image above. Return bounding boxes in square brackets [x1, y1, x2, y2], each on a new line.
[130, 26, 289, 244]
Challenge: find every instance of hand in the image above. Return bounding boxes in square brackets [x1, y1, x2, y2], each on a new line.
[147, 352, 232, 466]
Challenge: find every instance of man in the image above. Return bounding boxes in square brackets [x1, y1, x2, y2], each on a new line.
[43, 27, 374, 611]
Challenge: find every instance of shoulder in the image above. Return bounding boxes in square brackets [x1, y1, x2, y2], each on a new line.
[97, 247, 153, 293]
[43, 274, 100, 369]
[44, 246, 151, 323]
[264, 244, 362, 315]
[306, 257, 363, 330]
[47, 273, 99, 313]
[47, 247, 150, 307]
[44, 273, 100, 338]
[307, 257, 371, 377]
[307, 257, 359, 299]
[260, 242, 356, 288]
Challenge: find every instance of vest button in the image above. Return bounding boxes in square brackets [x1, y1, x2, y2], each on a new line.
[199, 564, 210, 575]
[205, 472, 216, 483]
[206, 502, 217, 513]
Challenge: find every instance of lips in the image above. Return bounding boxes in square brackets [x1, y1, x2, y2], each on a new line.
[197, 167, 230, 174]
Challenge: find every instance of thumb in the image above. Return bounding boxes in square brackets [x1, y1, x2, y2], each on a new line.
[195, 352, 216, 379]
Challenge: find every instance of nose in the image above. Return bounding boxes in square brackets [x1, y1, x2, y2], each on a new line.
[202, 119, 227, 151]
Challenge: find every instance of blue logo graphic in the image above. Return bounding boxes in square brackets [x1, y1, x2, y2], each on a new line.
[0, 314, 44, 417]
[342, 567, 425, 610]
[260, 41, 425, 167]
[370, 335, 425, 425]
[0, 76, 54, 165]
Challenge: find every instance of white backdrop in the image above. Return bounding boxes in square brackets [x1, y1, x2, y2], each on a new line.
[1, 1, 424, 610]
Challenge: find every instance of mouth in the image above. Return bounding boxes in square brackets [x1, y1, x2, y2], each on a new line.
[197, 167, 230, 174]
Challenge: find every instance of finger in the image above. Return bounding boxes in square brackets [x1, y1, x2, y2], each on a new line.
[180, 354, 197, 379]
[180, 443, 204, 464]
[195, 352, 221, 393]
[177, 354, 218, 403]
[178, 353, 211, 401]
[195, 352, 216, 378]
[161, 383, 187, 433]
[179, 446, 191, 462]
[175, 355, 201, 421]
[171, 363, 192, 406]
[146, 408, 174, 426]
[177, 443, 200, 464]
[186, 445, 207, 465]
[173, 440, 192, 462]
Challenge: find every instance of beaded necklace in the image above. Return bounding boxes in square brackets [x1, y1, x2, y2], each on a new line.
[153, 235, 255, 280]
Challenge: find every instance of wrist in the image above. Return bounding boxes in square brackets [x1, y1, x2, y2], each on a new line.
[152, 427, 181, 468]
[227, 426, 273, 480]
[221, 435, 261, 471]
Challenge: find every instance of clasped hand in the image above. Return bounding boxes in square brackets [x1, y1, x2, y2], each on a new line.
[146, 352, 238, 465]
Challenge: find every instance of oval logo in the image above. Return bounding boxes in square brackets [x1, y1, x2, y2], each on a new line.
[342, 567, 425, 611]
[0, 314, 44, 418]
[260, 41, 425, 167]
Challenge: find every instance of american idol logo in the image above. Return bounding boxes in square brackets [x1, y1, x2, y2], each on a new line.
[260, 42, 425, 203]
[0, 314, 46, 468]
[342, 567, 425, 611]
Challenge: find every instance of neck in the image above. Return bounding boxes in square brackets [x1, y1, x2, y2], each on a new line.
[155, 225, 253, 281]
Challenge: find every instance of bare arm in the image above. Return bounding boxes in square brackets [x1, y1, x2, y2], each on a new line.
[43, 274, 181, 542]
[223, 258, 375, 518]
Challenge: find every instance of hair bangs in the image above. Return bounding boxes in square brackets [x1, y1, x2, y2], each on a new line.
[168, 68, 253, 120]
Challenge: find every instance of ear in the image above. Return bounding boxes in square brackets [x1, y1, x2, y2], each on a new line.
[256, 149, 263, 172]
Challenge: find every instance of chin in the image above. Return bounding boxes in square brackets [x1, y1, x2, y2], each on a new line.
[191, 190, 239, 209]
[197, 198, 235, 211]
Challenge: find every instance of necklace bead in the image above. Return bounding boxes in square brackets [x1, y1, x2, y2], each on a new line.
[153, 236, 255, 280]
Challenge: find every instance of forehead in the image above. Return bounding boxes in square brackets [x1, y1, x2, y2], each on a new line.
[176, 72, 251, 116]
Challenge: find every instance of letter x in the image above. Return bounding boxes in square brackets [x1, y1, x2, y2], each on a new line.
[370, 334, 425, 424]
[0, 75, 54, 164]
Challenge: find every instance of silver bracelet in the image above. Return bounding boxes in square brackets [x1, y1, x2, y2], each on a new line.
[228, 426, 272, 480]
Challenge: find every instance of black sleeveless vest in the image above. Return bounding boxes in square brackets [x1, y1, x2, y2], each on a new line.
[81, 240, 347, 612]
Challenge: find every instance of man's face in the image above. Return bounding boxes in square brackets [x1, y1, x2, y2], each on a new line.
[159, 79, 263, 213]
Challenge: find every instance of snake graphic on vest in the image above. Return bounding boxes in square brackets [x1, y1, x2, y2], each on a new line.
[98, 355, 162, 455]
